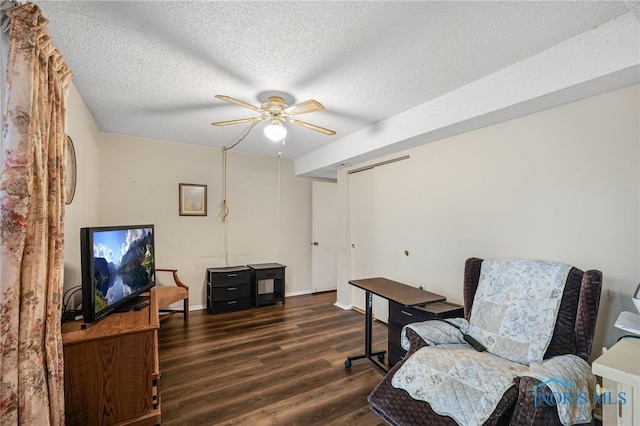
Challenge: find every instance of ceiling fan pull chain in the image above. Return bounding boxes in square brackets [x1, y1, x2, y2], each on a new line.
[219, 148, 230, 266]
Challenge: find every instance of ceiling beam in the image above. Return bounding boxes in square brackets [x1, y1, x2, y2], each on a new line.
[295, 12, 640, 178]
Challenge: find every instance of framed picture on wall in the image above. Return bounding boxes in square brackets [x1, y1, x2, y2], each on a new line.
[179, 183, 207, 216]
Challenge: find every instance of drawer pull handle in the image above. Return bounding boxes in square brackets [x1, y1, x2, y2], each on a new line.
[401, 310, 413, 317]
[227, 287, 237, 291]
[227, 274, 237, 277]
[227, 301, 238, 305]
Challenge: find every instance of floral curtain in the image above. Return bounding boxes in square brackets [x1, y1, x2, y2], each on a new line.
[0, 3, 72, 425]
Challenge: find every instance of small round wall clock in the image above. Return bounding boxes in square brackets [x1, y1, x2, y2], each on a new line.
[65, 135, 77, 204]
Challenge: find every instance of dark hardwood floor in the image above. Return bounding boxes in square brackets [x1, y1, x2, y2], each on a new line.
[158, 291, 388, 426]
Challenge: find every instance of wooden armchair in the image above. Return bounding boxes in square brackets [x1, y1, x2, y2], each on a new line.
[153, 268, 189, 322]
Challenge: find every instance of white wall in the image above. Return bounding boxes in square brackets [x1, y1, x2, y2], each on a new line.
[61, 77, 639, 355]
[97, 133, 313, 308]
[337, 84, 640, 354]
[61, 86, 313, 310]
[63, 84, 101, 297]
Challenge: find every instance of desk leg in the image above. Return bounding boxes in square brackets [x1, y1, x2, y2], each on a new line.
[345, 290, 387, 373]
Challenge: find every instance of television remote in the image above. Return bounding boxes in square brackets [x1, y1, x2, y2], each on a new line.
[463, 334, 487, 352]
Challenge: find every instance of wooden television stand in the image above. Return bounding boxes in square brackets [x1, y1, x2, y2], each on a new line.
[62, 290, 161, 426]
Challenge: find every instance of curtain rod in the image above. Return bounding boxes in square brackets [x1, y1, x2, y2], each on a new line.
[347, 155, 411, 175]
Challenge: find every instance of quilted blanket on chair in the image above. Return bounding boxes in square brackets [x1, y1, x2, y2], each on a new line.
[392, 258, 575, 426]
[467, 258, 572, 365]
[392, 344, 528, 426]
[524, 354, 597, 426]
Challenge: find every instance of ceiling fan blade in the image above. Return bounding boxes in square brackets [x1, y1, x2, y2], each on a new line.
[293, 119, 336, 135]
[211, 117, 261, 126]
[215, 95, 262, 112]
[283, 99, 325, 115]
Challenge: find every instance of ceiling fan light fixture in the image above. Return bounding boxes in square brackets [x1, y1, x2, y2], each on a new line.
[264, 121, 287, 142]
[212, 94, 335, 142]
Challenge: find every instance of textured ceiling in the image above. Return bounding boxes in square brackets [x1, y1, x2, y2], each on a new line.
[38, 1, 633, 172]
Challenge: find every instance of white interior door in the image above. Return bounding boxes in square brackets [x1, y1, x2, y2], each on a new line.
[349, 170, 388, 323]
[311, 181, 337, 293]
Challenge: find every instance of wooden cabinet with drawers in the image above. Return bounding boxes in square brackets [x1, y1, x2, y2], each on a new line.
[388, 300, 464, 367]
[207, 266, 252, 314]
[62, 291, 161, 426]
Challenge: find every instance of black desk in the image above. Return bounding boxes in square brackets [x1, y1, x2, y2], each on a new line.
[346, 277, 446, 373]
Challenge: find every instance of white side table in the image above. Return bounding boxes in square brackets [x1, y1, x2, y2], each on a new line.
[592, 338, 640, 425]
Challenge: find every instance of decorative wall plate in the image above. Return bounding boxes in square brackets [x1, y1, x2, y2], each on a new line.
[65, 135, 77, 204]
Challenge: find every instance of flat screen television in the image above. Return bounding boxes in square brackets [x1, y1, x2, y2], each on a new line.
[80, 224, 156, 323]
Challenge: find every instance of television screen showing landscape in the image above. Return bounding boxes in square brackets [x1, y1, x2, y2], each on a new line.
[92, 227, 154, 312]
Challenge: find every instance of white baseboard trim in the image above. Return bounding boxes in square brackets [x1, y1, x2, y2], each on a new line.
[189, 290, 321, 311]
[334, 301, 353, 310]
[286, 290, 312, 297]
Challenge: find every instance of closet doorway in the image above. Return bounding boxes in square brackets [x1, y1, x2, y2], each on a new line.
[311, 181, 338, 293]
[349, 168, 388, 323]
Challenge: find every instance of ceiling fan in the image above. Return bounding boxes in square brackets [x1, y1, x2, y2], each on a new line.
[211, 95, 336, 142]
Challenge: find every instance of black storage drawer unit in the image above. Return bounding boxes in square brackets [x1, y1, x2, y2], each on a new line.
[209, 283, 251, 300]
[208, 268, 250, 287]
[389, 303, 435, 325]
[247, 263, 286, 307]
[387, 322, 403, 351]
[253, 267, 283, 280]
[207, 266, 251, 314]
[208, 297, 252, 314]
[388, 300, 464, 367]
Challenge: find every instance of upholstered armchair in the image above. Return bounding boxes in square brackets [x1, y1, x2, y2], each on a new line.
[368, 257, 602, 426]
[153, 268, 189, 322]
